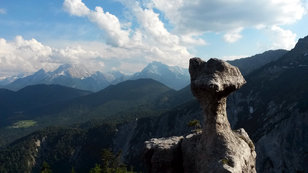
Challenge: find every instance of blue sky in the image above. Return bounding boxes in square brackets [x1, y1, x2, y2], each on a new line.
[0, 0, 307, 77]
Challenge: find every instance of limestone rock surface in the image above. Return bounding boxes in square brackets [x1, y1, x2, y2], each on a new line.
[144, 136, 184, 173]
[144, 58, 256, 173]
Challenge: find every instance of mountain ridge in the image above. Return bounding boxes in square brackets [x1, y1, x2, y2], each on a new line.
[1, 49, 287, 92]
[0, 78, 176, 146]
[130, 61, 190, 90]
[227, 49, 287, 75]
[4, 64, 112, 92]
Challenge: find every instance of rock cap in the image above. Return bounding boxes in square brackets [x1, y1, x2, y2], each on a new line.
[189, 58, 246, 97]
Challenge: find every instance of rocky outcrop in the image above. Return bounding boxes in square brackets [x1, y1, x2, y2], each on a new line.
[225, 36, 308, 172]
[190, 58, 256, 172]
[144, 136, 184, 173]
[144, 58, 256, 173]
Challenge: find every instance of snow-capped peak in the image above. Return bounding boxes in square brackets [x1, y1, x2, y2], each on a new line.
[131, 61, 190, 90]
[0, 73, 26, 85]
[51, 64, 93, 78]
[142, 61, 188, 77]
[142, 61, 169, 75]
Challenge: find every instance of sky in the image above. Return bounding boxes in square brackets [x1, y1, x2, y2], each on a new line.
[0, 0, 307, 77]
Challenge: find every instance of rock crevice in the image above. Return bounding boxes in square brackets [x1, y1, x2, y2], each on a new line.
[144, 58, 256, 173]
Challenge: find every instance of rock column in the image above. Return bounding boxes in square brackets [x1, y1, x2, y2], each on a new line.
[189, 58, 256, 172]
[144, 58, 256, 173]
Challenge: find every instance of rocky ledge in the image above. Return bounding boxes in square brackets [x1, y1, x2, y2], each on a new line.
[144, 58, 256, 173]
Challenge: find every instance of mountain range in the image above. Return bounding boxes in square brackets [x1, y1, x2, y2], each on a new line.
[0, 36, 307, 172]
[3, 64, 115, 92]
[0, 49, 287, 92]
[0, 62, 188, 91]
[131, 61, 190, 90]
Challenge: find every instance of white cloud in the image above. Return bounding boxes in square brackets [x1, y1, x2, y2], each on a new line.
[63, 0, 130, 47]
[0, 34, 190, 78]
[0, 36, 105, 77]
[223, 27, 243, 43]
[268, 26, 297, 50]
[180, 34, 207, 46]
[63, 0, 89, 16]
[151, 0, 305, 44]
[305, 0, 308, 13]
[3, 0, 301, 78]
[60, 0, 304, 69]
[221, 55, 247, 61]
[135, 7, 179, 46]
[152, 0, 305, 33]
[0, 36, 53, 77]
[123, 1, 191, 65]
[0, 8, 6, 14]
[88, 7, 130, 46]
[62, 0, 192, 68]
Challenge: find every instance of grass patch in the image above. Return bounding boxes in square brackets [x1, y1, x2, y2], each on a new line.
[9, 120, 37, 129]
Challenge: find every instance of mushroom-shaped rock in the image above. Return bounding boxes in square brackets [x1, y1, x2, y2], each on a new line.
[189, 58, 256, 173]
[189, 58, 246, 98]
[144, 58, 256, 173]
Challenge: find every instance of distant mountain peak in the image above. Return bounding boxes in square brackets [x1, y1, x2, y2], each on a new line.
[35, 68, 46, 74]
[132, 61, 189, 90]
[143, 62, 165, 75]
[149, 61, 164, 66]
[143, 61, 186, 74]
[52, 63, 92, 78]
[0, 73, 27, 86]
[293, 35, 308, 51]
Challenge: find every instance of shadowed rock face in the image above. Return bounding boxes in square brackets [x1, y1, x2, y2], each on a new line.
[144, 58, 256, 173]
[189, 58, 246, 137]
[189, 58, 256, 172]
[190, 58, 246, 97]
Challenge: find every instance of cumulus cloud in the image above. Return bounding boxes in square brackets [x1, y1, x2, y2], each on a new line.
[63, 0, 130, 47]
[268, 26, 297, 50]
[63, 0, 192, 67]
[0, 36, 52, 77]
[152, 0, 305, 32]
[0, 36, 103, 77]
[152, 0, 305, 44]
[0, 8, 6, 14]
[88, 7, 130, 46]
[180, 34, 207, 46]
[123, 1, 191, 65]
[0, 34, 188, 77]
[63, 0, 89, 16]
[223, 27, 243, 43]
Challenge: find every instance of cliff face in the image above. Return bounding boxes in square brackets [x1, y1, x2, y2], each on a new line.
[144, 58, 256, 173]
[226, 36, 308, 172]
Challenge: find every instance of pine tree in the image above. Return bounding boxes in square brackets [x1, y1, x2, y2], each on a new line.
[89, 148, 135, 173]
[188, 119, 201, 132]
[89, 164, 102, 173]
[41, 161, 52, 173]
